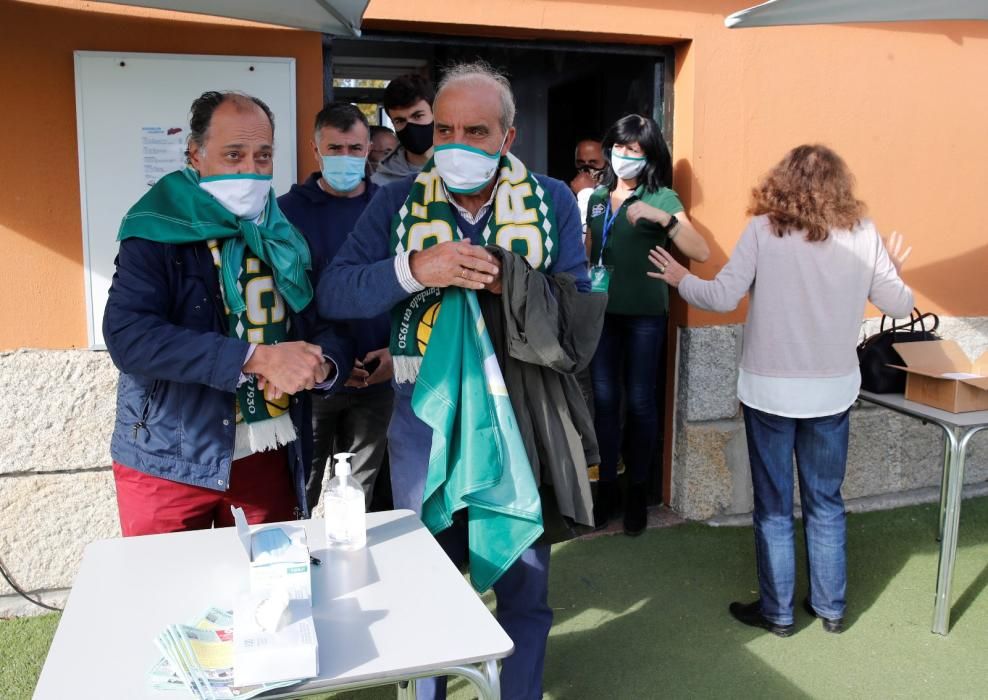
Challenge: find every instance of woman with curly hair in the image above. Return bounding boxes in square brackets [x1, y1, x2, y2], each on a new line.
[649, 144, 913, 636]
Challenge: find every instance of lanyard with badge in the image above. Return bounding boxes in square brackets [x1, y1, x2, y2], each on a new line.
[590, 196, 624, 293]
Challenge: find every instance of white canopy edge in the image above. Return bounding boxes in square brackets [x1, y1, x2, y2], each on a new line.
[726, 0, 988, 28]
[87, 0, 370, 36]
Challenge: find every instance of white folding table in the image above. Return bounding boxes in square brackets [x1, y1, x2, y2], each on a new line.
[34, 509, 512, 699]
[858, 391, 988, 635]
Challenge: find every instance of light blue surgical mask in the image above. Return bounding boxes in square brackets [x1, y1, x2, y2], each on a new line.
[320, 155, 366, 193]
[434, 131, 510, 194]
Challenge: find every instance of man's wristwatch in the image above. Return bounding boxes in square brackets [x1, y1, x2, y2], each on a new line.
[666, 214, 681, 239]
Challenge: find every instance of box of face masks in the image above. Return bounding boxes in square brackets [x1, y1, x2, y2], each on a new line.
[232, 507, 312, 600]
[231, 508, 318, 686]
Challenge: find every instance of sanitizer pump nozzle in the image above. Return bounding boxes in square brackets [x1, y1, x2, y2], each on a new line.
[324, 452, 366, 550]
[333, 452, 356, 478]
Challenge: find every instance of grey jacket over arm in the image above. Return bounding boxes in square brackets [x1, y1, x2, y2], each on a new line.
[478, 248, 606, 540]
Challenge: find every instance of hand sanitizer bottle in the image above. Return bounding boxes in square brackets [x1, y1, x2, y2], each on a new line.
[324, 452, 366, 550]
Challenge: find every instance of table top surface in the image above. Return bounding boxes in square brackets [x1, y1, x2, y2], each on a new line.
[34, 510, 512, 699]
[858, 391, 988, 429]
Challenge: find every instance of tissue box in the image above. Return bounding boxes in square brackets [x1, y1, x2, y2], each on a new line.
[892, 340, 988, 413]
[230, 507, 318, 686]
[233, 594, 318, 686]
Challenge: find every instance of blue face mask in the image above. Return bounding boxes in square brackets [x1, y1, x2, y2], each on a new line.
[320, 155, 366, 193]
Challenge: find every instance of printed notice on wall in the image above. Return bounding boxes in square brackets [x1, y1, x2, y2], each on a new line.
[141, 126, 186, 187]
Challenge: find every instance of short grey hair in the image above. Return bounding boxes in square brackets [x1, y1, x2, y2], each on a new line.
[436, 61, 516, 134]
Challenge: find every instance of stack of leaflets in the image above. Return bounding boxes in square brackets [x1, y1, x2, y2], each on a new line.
[147, 607, 301, 699]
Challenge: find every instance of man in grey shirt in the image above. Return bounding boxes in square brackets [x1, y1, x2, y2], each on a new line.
[372, 74, 435, 185]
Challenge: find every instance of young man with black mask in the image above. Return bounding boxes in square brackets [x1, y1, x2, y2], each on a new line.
[371, 74, 435, 185]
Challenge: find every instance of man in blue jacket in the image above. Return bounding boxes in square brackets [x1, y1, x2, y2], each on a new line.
[104, 91, 352, 536]
[279, 102, 393, 510]
[320, 63, 590, 700]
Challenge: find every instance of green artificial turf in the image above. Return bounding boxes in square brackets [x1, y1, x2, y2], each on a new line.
[538, 499, 988, 699]
[0, 612, 60, 700]
[5, 497, 988, 699]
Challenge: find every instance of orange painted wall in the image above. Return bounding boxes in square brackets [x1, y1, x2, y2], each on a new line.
[366, 0, 988, 327]
[0, 0, 323, 350]
[4, 1, 988, 350]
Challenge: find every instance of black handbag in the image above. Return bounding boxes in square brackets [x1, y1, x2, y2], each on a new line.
[857, 309, 940, 393]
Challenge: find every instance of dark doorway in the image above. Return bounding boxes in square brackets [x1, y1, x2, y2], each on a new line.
[328, 32, 673, 184]
[325, 31, 676, 505]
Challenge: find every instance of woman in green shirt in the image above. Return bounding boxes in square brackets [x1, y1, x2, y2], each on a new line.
[586, 114, 709, 535]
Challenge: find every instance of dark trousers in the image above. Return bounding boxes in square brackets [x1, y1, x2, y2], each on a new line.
[308, 387, 394, 509]
[428, 526, 552, 700]
[388, 391, 552, 700]
[590, 313, 667, 484]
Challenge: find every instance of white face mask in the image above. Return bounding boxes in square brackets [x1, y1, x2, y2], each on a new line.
[611, 148, 647, 180]
[199, 174, 272, 220]
[434, 132, 509, 194]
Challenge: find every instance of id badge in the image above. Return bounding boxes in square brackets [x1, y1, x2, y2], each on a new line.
[590, 265, 613, 293]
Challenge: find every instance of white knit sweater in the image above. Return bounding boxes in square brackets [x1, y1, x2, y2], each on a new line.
[679, 215, 914, 378]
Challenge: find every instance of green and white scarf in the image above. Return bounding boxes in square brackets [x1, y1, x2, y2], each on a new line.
[118, 168, 311, 452]
[389, 152, 558, 383]
[206, 239, 296, 453]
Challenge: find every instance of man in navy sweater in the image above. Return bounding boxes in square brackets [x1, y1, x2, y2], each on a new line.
[319, 63, 589, 700]
[279, 102, 393, 510]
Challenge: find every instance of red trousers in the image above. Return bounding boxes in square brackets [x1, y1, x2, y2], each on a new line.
[113, 449, 297, 536]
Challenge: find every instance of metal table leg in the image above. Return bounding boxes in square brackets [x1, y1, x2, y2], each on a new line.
[931, 425, 986, 635]
[937, 435, 951, 542]
[440, 663, 501, 700]
[272, 660, 501, 700]
[484, 659, 501, 700]
[397, 679, 417, 700]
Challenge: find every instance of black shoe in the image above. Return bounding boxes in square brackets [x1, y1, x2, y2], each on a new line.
[623, 486, 648, 537]
[729, 600, 794, 637]
[803, 598, 844, 634]
[593, 480, 621, 530]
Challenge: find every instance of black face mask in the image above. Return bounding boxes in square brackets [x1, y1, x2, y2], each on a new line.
[396, 120, 434, 156]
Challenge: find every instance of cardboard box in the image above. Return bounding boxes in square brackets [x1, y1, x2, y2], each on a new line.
[891, 340, 988, 413]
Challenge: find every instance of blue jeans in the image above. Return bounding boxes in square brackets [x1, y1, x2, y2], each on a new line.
[590, 314, 666, 484]
[742, 404, 849, 624]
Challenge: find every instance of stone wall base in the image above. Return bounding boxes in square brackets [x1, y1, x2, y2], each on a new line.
[2, 318, 987, 616]
[0, 590, 70, 619]
[671, 317, 988, 521]
[707, 481, 988, 527]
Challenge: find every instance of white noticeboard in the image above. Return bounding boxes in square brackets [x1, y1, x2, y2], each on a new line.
[74, 51, 297, 348]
